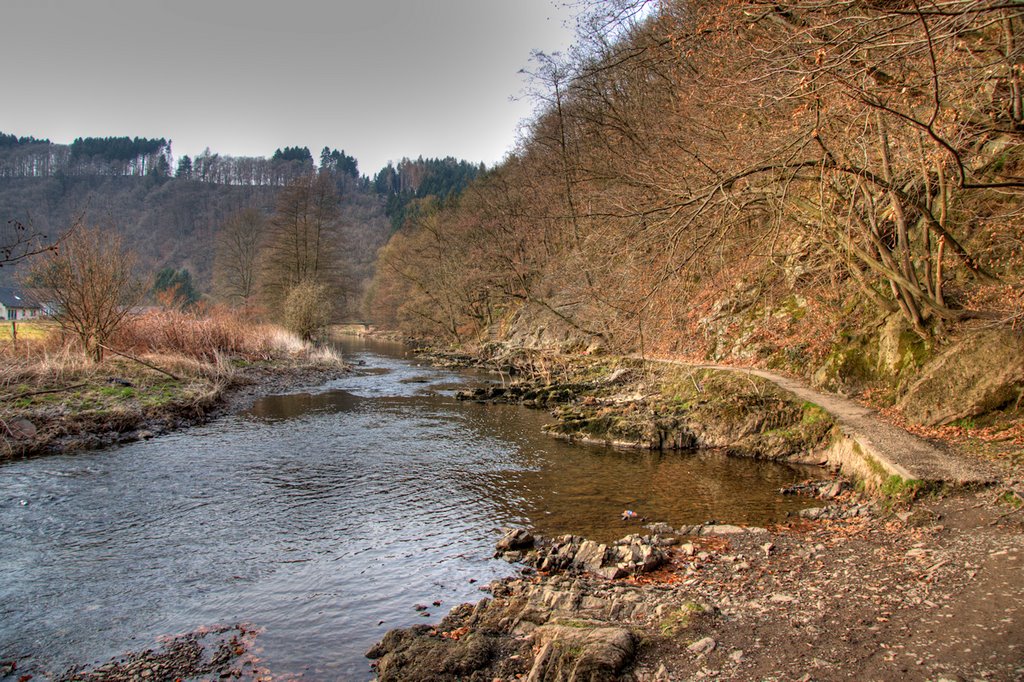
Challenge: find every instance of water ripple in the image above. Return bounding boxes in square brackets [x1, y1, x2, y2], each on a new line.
[0, 338, 818, 681]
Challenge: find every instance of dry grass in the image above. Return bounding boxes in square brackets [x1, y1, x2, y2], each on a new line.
[114, 307, 279, 361]
[114, 307, 344, 366]
[1, 307, 347, 457]
[1, 307, 343, 398]
[0, 333, 94, 390]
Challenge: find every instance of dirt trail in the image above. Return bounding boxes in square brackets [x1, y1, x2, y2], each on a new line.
[642, 356, 997, 486]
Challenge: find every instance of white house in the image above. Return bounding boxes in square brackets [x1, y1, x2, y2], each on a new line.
[0, 287, 43, 320]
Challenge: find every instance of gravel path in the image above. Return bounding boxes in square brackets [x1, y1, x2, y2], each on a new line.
[642, 356, 997, 486]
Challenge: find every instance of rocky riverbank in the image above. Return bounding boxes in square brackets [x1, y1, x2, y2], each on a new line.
[369, 484, 1024, 681]
[45, 624, 264, 682]
[455, 357, 836, 463]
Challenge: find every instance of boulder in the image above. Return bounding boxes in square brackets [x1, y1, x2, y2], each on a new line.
[699, 524, 747, 535]
[527, 625, 636, 682]
[572, 540, 608, 573]
[7, 418, 36, 440]
[899, 328, 1024, 426]
[687, 636, 717, 655]
[496, 528, 535, 554]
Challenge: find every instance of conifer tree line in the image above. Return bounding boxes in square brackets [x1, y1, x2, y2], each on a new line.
[370, 0, 1024, 351]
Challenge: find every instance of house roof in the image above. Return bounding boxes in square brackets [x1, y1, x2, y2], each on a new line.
[0, 286, 41, 309]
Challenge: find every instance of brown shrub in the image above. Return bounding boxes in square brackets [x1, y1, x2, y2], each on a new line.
[114, 306, 277, 361]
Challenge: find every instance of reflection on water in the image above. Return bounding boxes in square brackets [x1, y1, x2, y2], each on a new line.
[0, 337, 819, 681]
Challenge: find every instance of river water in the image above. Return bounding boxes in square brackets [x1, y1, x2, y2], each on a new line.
[0, 338, 818, 680]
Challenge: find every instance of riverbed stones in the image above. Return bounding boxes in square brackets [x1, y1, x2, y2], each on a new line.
[698, 524, 747, 535]
[573, 539, 608, 572]
[688, 636, 717, 655]
[495, 528, 535, 554]
[522, 533, 669, 578]
[798, 503, 872, 520]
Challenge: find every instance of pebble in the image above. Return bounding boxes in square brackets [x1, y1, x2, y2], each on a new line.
[688, 636, 717, 655]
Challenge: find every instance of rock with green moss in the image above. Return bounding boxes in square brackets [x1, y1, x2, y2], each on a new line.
[899, 328, 1024, 426]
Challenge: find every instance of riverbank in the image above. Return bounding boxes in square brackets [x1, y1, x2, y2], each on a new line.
[369, 485, 1024, 681]
[364, 348, 1023, 680]
[0, 351, 347, 459]
[455, 356, 837, 463]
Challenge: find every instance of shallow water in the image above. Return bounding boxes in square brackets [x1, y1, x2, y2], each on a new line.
[0, 338, 818, 680]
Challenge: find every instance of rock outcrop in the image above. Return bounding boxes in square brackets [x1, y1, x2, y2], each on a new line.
[899, 327, 1024, 426]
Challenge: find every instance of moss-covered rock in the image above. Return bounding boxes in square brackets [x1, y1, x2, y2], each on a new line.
[541, 365, 836, 461]
[898, 327, 1024, 426]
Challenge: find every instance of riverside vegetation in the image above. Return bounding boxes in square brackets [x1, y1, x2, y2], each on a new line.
[364, 2, 1024, 676]
[0, 309, 345, 458]
[368, 0, 1024, 449]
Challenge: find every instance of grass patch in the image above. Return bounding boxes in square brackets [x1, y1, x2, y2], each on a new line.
[879, 475, 926, 503]
[0, 320, 58, 344]
[801, 401, 829, 424]
[999, 490, 1024, 509]
[659, 602, 705, 637]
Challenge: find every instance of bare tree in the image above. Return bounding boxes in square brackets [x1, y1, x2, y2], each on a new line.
[1, 216, 76, 268]
[261, 172, 344, 312]
[29, 225, 143, 361]
[213, 208, 266, 306]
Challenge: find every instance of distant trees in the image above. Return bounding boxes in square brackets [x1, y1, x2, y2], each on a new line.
[373, 157, 483, 231]
[153, 267, 199, 308]
[29, 225, 143, 361]
[0, 135, 365, 188]
[272, 146, 314, 165]
[261, 172, 345, 314]
[0, 133, 50, 147]
[69, 136, 172, 176]
[213, 208, 266, 306]
[175, 155, 192, 179]
[320, 147, 358, 178]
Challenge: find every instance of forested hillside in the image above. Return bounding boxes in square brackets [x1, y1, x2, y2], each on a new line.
[370, 0, 1024, 425]
[0, 134, 480, 318]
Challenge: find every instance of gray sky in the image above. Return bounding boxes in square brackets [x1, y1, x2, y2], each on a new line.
[2, 0, 578, 174]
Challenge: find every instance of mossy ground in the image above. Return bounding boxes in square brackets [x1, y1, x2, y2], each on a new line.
[523, 358, 837, 460]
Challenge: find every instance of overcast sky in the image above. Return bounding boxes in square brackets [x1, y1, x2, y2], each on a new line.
[2, 0, 578, 174]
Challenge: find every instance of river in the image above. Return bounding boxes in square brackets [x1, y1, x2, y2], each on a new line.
[0, 338, 818, 680]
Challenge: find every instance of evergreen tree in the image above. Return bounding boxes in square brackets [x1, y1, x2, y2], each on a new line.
[153, 267, 199, 307]
[176, 155, 193, 179]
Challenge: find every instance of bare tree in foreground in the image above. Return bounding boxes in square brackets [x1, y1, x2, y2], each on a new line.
[29, 225, 144, 361]
[1, 216, 75, 268]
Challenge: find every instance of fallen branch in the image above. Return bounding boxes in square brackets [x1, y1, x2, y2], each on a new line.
[99, 344, 180, 380]
[1, 382, 88, 402]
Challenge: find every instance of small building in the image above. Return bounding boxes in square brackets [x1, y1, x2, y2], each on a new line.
[0, 287, 44, 320]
